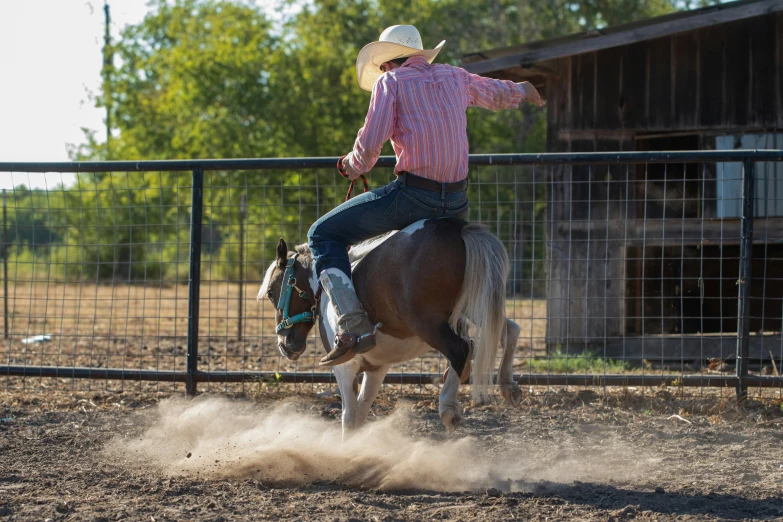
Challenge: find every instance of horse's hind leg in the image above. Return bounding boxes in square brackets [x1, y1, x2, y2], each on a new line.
[439, 360, 463, 433]
[410, 319, 472, 382]
[499, 318, 522, 407]
[407, 318, 470, 432]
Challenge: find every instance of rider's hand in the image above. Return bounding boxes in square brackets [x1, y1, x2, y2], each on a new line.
[340, 157, 363, 181]
[520, 81, 545, 107]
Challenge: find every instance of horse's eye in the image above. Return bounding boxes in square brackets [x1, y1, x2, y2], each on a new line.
[267, 290, 274, 300]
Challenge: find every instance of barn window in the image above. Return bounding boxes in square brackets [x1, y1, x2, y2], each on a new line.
[715, 133, 783, 218]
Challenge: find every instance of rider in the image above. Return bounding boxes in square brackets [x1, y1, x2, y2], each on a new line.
[308, 24, 544, 366]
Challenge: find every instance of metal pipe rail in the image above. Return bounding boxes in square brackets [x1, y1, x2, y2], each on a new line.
[2, 365, 782, 388]
[2, 150, 783, 173]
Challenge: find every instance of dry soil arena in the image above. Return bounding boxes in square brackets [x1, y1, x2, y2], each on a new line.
[2, 386, 783, 521]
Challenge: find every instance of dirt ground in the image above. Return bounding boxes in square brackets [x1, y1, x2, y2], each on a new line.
[2, 386, 783, 522]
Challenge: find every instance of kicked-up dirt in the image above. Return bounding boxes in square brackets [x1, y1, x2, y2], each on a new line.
[2, 386, 783, 521]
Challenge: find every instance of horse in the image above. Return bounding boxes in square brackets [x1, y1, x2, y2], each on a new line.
[258, 217, 522, 436]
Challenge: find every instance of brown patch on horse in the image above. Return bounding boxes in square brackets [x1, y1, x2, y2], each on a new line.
[352, 219, 473, 377]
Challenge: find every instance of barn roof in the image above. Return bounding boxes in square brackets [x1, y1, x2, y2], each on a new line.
[461, 0, 783, 77]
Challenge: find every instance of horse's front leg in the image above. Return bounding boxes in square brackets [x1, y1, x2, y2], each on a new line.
[439, 361, 463, 433]
[333, 359, 361, 441]
[354, 365, 389, 427]
[499, 318, 522, 407]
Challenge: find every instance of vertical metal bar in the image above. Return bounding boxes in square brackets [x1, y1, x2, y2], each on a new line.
[2, 189, 7, 339]
[102, 1, 112, 153]
[736, 160, 755, 400]
[238, 193, 245, 340]
[186, 168, 204, 396]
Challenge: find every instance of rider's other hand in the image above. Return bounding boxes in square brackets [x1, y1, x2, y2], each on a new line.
[520, 81, 545, 107]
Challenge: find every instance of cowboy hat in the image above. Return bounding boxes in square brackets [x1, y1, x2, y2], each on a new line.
[355, 25, 445, 91]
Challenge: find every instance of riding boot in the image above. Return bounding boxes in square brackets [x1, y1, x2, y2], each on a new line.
[318, 268, 378, 366]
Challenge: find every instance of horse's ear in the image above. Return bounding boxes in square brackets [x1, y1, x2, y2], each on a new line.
[276, 238, 288, 268]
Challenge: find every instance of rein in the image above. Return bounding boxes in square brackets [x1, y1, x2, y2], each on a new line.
[275, 254, 320, 334]
[337, 155, 369, 201]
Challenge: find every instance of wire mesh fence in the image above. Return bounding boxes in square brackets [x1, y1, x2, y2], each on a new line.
[0, 151, 781, 399]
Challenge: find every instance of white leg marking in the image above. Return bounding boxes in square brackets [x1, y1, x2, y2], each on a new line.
[439, 363, 463, 433]
[499, 318, 522, 407]
[333, 360, 360, 441]
[355, 366, 389, 426]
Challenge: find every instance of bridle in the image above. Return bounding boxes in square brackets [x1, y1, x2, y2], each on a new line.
[274, 254, 320, 334]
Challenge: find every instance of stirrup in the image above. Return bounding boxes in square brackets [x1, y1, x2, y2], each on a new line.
[339, 322, 382, 354]
[318, 323, 381, 367]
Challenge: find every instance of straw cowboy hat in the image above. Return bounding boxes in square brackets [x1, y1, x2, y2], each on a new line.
[356, 25, 445, 91]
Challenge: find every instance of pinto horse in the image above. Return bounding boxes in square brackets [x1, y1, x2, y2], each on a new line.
[258, 218, 522, 435]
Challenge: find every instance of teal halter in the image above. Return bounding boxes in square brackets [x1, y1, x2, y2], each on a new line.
[275, 254, 317, 334]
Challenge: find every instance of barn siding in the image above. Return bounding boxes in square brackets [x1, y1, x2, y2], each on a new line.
[672, 31, 699, 129]
[778, 12, 783, 128]
[621, 43, 647, 128]
[596, 47, 623, 131]
[725, 21, 751, 126]
[749, 15, 777, 128]
[544, 12, 782, 347]
[697, 25, 725, 128]
[646, 37, 672, 130]
[550, 14, 781, 135]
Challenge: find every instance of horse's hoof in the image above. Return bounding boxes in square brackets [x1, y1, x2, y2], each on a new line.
[440, 406, 463, 433]
[341, 423, 359, 443]
[500, 381, 522, 408]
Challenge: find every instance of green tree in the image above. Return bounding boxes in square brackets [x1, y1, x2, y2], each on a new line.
[66, 0, 684, 282]
[60, 172, 181, 281]
[100, 0, 281, 160]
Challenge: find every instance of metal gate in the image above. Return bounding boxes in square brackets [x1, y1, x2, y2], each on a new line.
[1, 151, 782, 398]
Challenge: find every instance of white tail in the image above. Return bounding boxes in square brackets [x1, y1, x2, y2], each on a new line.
[448, 223, 509, 404]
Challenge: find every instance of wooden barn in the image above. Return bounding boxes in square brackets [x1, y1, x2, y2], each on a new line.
[463, 0, 783, 362]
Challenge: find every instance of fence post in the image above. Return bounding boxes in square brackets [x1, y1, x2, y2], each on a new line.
[2, 189, 7, 340]
[186, 168, 204, 396]
[238, 194, 245, 340]
[736, 160, 755, 400]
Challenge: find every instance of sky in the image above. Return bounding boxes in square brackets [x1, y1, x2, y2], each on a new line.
[0, 0, 154, 189]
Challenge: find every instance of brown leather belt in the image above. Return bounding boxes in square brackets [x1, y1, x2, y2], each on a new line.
[399, 171, 467, 193]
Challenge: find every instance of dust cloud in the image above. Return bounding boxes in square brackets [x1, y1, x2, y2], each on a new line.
[106, 397, 657, 492]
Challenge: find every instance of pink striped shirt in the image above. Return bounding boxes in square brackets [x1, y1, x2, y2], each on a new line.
[344, 55, 526, 183]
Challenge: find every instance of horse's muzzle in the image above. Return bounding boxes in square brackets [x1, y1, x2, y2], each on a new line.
[278, 341, 305, 361]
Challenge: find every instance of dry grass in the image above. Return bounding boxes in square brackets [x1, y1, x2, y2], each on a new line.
[3, 283, 775, 401]
[0, 282, 544, 377]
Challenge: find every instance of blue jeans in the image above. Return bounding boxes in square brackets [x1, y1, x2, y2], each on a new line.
[308, 173, 469, 276]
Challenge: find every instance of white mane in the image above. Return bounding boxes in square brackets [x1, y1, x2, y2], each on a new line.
[257, 260, 278, 300]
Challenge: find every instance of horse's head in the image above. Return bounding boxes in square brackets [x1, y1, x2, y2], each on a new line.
[258, 238, 319, 361]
